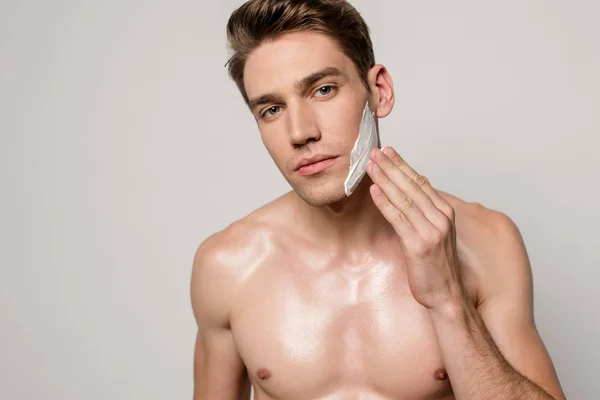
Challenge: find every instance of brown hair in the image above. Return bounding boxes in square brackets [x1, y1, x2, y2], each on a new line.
[225, 0, 376, 104]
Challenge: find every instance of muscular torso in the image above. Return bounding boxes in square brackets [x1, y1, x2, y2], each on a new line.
[222, 191, 488, 400]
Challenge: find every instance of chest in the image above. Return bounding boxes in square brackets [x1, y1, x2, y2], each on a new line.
[231, 259, 461, 399]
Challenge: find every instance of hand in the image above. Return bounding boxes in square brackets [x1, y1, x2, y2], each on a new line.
[366, 146, 466, 311]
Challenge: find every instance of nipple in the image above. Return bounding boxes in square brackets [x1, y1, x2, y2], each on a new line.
[434, 368, 448, 381]
[257, 368, 272, 380]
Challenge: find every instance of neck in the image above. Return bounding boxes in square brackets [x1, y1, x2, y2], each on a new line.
[292, 176, 397, 262]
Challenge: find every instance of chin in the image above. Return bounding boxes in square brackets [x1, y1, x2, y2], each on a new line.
[291, 178, 348, 207]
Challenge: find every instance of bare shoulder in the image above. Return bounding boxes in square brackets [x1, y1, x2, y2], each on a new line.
[435, 189, 531, 303]
[191, 192, 293, 285]
[190, 209, 280, 327]
[436, 189, 521, 239]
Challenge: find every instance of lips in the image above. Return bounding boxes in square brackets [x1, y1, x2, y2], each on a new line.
[294, 154, 337, 171]
[294, 154, 338, 176]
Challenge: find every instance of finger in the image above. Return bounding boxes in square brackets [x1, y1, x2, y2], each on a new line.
[369, 183, 418, 243]
[367, 161, 438, 237]
[382, 146, 455, 223]
[371, 148, 449, 231]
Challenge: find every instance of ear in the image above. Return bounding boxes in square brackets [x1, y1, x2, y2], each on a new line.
[367, 64, 395, 118]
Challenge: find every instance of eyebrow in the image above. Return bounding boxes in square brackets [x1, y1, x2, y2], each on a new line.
[248, 67, 344, 112]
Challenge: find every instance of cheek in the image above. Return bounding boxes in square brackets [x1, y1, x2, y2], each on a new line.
[314, 100, 362, 147]
[259, 121, 285, 149]
[259, 127, 292, 168]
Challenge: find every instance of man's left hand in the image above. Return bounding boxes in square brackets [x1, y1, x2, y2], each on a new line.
[366, 146, 466, 312]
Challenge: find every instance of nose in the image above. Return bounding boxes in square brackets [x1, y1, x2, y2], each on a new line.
[287, 102, 321, 147]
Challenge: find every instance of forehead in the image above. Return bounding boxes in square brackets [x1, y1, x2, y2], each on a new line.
[243, 31, 355, 98]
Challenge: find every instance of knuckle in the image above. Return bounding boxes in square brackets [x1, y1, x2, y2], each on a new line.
[416, 174, 429, 187]
[408, 176, 421, 191]
[393, 208, 407, 224]
[400, 195, 413, 210]
[439, 217, 452, 233]
[411, 240, 430, 256]
[442, 205, 455, 220]
[428, 229, 444, 245]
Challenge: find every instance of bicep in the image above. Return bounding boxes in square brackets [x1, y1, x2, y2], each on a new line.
[193, 329, 250, 400]
[480, 298, 564, 399]
[191, 237, 251, 400]
[477, 213, 565, 399]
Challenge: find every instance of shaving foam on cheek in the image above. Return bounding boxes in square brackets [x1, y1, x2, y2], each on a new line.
[343, 101, 379, 196]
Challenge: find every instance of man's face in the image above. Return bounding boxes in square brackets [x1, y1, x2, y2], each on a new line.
[244, 31, 373, 207]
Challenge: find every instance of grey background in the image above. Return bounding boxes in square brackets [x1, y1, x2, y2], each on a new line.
[1, 0, 598, 399]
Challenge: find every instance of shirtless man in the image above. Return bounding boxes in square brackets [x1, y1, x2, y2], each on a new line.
[190, 1, 566, 399]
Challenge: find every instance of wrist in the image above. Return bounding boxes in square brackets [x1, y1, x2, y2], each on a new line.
[428, 286, 471, 323]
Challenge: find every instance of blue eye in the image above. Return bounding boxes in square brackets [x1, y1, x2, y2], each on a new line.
[263, 106, 281, 117]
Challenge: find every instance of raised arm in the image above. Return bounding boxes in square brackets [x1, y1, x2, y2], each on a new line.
[190, 234, 251, 400]
[430, 211, 566, 399]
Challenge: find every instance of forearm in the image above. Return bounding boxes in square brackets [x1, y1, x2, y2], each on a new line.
[429, 296, 555, 400]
